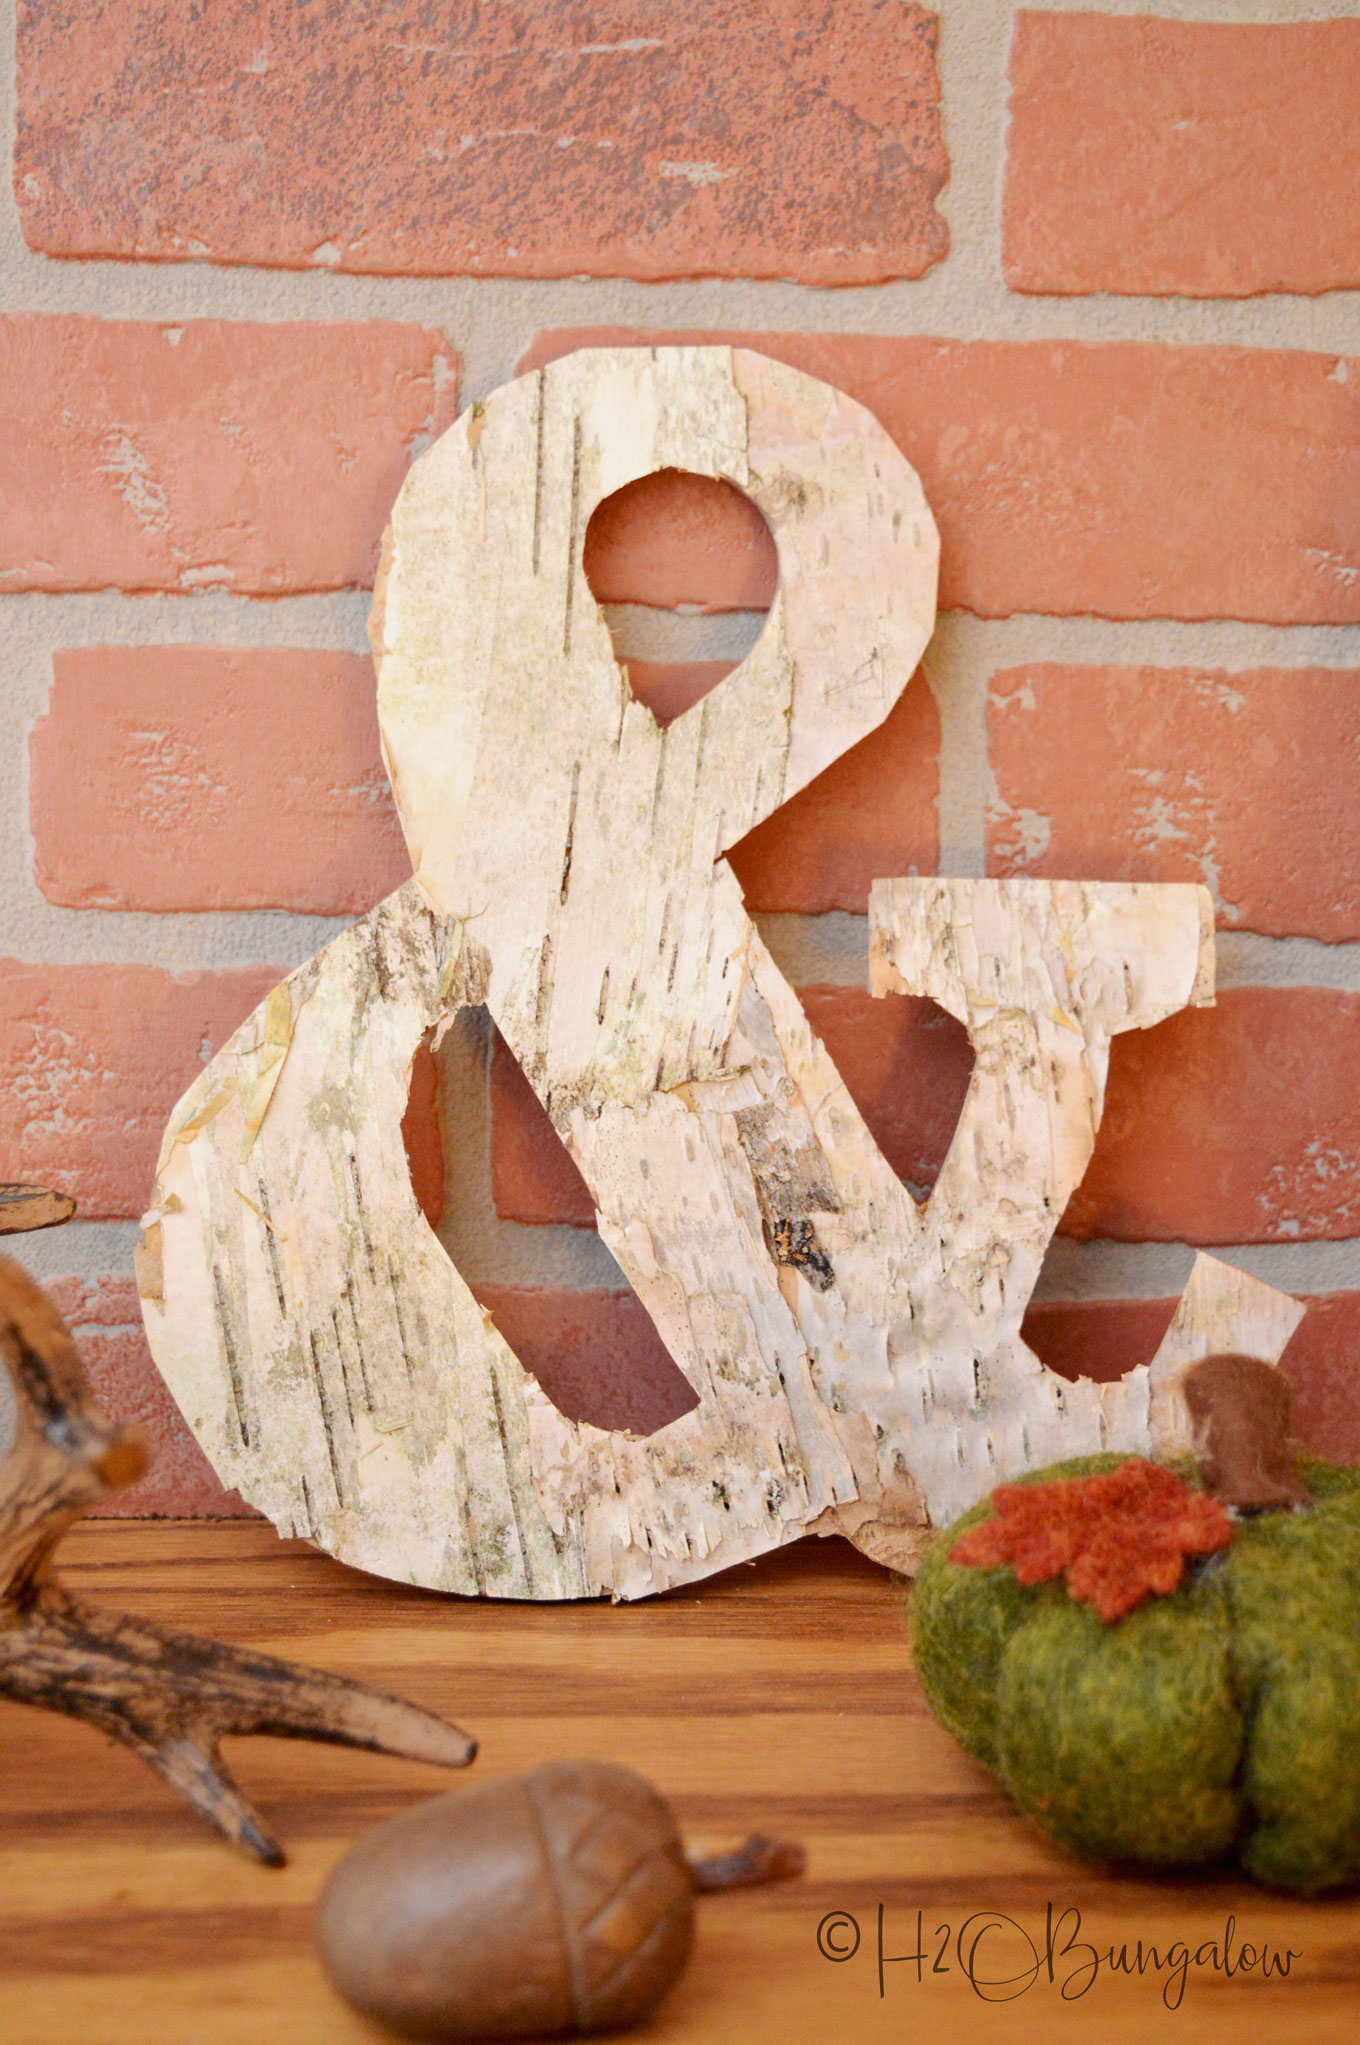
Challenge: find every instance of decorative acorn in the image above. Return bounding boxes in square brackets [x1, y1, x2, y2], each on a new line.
[314, 1759, 803, 2039]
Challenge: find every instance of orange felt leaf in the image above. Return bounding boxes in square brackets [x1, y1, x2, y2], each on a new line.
[949, 1459, 1233, 1623]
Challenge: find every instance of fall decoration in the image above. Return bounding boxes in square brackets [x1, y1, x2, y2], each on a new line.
[949, 1457, 1233, 1623]
[314, 1759, 805, 2038]
[912, 1450, 1360, 1893]
[0, 1253, 477, 1864]
[1183, 1351, 1314, 1510]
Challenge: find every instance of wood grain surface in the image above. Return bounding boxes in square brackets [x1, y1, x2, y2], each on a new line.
[0, 1522, 1354, 2045]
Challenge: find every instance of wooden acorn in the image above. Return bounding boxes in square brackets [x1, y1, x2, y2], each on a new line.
[315, 1759, 803, 2039]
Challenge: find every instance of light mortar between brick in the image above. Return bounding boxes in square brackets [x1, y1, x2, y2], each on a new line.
[1, 0, 1358, 1316]
[0, 3, 1358, 361]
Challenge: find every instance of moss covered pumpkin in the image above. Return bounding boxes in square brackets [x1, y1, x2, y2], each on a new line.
[910, 1452, 1360, 1895]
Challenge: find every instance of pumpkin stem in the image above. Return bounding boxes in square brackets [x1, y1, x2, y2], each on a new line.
[1183, 1354, 1313, 1512]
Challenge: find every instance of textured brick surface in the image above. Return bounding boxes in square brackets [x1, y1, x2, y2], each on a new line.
[402, 1037, 445, 1234]
[473, 1287, 698, 1437]
[614, 658, 939, 908]
[0, 316, 458, 593]
[0, 964, 283, 1219]
[495, 983, 1360, 1246]
[523, 329, 1360, 624]
[6, 13, 1358, 1525]
[50, 1275, 1360, 1516]
[490, 1031, 595, 1228]
[15, 0, 949, 285]
[1024, 1293, 1360, 1466]
[1274, 1294, 1360, 1468]
[1022, 1298, 1178, 1391]
[1068, 990, 1360, 1246]
[728, 672, 938, 914]
[622, 658, 735, 731]
[31, 648, 410, 914]
[491, 986, 975, 1227]
[48, 1275, 256, 1518]
[987, 664, 1360, 942]
[1005, 15, 1360, 298]
[585, 469, 777, 611]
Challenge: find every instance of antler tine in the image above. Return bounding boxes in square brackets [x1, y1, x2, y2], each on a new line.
[0, 1187, 77, 1238]
[203, 1644, 479, 1769]
[0, 1252, 479, 1862]
[0, 1600, 474, 1863]
[0, 1253, 149, 1606]
[125, 1729, 288, 1868]
[0, 1601, 283, 1862]
[2, 1595, 476, 1752]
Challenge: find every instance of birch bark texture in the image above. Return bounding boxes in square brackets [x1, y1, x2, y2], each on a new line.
[139, 348, 1304, 1599]
[0, 1256, 476, 1864]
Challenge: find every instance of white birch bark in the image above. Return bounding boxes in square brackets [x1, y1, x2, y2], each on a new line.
[140, 348, 1306, 1598]
[1148, 1254, 1305, 1460]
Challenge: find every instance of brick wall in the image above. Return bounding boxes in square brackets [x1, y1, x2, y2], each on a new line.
[3, 1, 1358, 1515]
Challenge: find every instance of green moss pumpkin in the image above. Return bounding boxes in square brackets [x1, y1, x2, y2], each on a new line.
[910, 1453, 1360, 1894]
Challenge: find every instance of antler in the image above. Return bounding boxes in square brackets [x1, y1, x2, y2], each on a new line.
[0, 1244, 476, 1864]
[0, 1183, 76, 1234]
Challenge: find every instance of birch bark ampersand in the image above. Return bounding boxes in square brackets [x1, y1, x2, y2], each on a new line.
[138, 349, 1303, 1600]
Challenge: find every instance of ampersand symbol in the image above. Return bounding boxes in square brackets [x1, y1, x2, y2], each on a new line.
[140, 349, 1302, 1599]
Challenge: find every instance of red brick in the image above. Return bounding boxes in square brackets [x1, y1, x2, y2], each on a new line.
[1022, 1298, 1178, 1388]
[522, 330, 1360, 625]
[1275, 1294, 1360, 1468]
[47, 1275, 255, 1517]
[473, 1287, 698, 1437]
[729, 673, 938, 914]
[1005, 16, 1360, 298]
[1068, 990, 1360, 1246]
[622, 659, 736, 731]
[0, 964, 283, 1220]
[491, 1031, 594, 1228]
[0, 316, 458, 594]
[490, 987, 975, 1227]
[402, 1037, 445, 1233]
[54, 1278, 1360, 1514]
[1024, 1293, 1360, 1467]
[16, 1, 948, 286]
[498, 982, 1360, 1244]
[619, 661, 940, 911]
[31, 648, 410, 915]
[585, 470, 777, 612]
[987, 665, 1360, 942]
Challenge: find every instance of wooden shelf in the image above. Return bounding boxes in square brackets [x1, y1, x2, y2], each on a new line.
[0, 1522, 1353, 2044]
